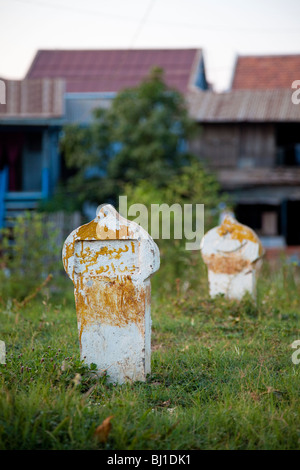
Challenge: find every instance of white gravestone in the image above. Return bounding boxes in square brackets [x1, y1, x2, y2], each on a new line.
[62, 204, 160, 384]
[201, 215, 264, 300]
[0, 341, 5, 364]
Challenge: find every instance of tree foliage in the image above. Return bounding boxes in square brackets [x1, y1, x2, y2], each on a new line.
[59, 67, 198, 206]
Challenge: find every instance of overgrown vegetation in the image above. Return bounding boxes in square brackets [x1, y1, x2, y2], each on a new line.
[1, 69, 299, 450]
[0, 212, 60, 302]
[0, 242, 299, 449]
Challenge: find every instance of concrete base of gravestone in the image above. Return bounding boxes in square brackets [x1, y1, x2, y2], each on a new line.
[62, 204, 160, 384]
[77, 274, 152, 383]
[81, 316, 151, 382]
[207, 270, 257, 300]
[201, 215, 264, 300]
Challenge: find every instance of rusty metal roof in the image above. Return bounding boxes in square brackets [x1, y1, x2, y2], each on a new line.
[0, 78, 65, 119]
[217, 168, 300, 190]
[187, 89, 300, 122]
[26, 49, 203, 94]
[232, 54, 300, 90]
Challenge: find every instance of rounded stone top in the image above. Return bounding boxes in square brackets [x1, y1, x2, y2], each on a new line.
[62, 204, 160, 283]
[201, 215, 264, 269]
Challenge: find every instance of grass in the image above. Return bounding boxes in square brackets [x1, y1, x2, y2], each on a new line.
[0, 257, 300, 450]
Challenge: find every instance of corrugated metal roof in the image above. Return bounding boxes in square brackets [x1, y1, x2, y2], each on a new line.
[0, 78, 65, 118]
[232, 55, 300, 90]
[26, 49, 203, 94]
[187, 89, 300, 122]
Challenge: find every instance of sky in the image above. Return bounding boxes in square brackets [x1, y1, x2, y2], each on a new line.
[0, 0, 300, 91]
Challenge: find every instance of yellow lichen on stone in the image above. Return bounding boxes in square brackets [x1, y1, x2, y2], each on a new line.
[76, 220, 99, 240]
[217, 216, 263, 255]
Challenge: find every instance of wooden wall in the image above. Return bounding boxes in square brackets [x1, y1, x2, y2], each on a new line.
[190, 123, 276, 169]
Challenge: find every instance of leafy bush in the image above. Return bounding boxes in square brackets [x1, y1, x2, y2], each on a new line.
[0, 212, 61, 302]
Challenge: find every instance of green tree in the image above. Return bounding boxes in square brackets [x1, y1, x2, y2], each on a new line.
[47, 67, 230, 294]
[59, 67, 198, 206]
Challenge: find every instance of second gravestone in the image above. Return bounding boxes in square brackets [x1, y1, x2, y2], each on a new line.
[201, 215, 264, 300]
[62, 204, 160, 384]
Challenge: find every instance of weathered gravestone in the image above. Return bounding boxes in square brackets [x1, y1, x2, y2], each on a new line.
[200, 215, 264, 300]
[0, 341, 5, 364]
[62, 204, 160, 384]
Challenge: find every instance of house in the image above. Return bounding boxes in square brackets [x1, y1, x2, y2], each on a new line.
[231, 54, 300, 90]
[188, 54, 300, 247]
[0, 78, 65, 228]
[0, 48, 208, 227]
[25, 48, 208, 125]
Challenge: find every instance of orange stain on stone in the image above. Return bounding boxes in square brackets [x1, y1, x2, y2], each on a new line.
[62, 215, 144, 349]
[62, 217, 136, 279]
[77, 220, 99, 240]
[203, 253, 251, 275]
[217, 216, 263, 256]
[75, 277, 146, 346]
[76, 244, 130, 264]
[63, 242, 74, 271]
[96, 224, 131, 240]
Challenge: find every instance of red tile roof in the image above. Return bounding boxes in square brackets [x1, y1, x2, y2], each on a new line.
[26, 49, 202, 94]
[231, 55, 300, 90]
